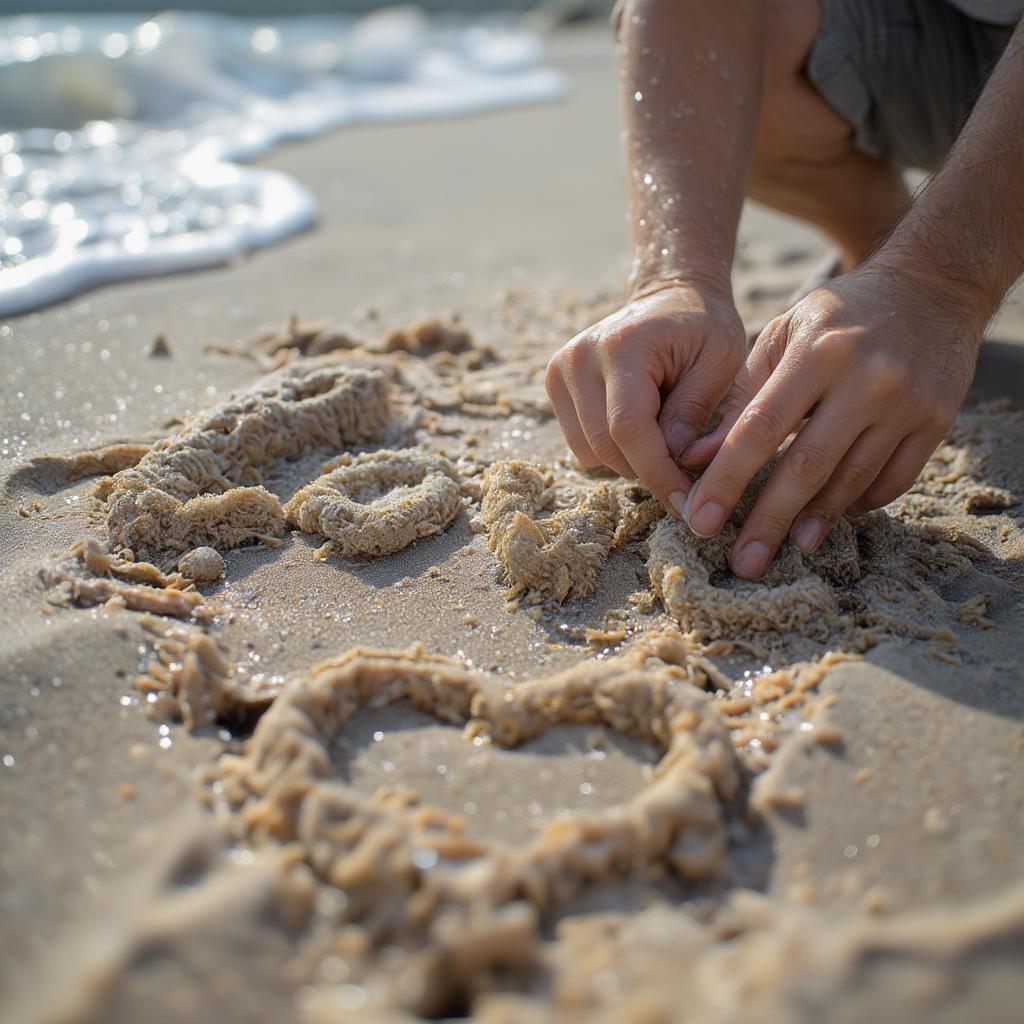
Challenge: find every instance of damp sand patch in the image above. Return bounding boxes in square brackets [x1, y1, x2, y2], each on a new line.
[332, 701, 657, 846]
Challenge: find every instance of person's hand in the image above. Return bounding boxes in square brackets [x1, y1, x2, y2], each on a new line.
[544, 283, 747, 514]
[678, 264, 985, 579]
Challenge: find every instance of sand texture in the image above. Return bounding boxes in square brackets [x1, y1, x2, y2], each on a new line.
[3, 26, 1024, 1024]
[286, 448, 464, 558]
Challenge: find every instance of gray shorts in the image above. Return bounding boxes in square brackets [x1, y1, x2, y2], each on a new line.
[807, 0, 1016, 169]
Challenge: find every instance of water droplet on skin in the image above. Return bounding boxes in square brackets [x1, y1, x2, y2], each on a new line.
[633, 90, 643, 102]
[844, 845, 858, 858]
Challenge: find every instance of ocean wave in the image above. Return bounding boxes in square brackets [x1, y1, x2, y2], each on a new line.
[0, 8, 564, 316]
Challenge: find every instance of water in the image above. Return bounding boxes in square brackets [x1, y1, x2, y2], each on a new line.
[0, 8, 563, 316]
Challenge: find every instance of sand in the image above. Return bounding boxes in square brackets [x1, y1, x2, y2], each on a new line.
[3, 23, 1024, 1024]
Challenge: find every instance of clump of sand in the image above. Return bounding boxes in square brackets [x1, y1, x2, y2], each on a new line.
[101, 361, 392, 562]
[285, 448, 463, 558]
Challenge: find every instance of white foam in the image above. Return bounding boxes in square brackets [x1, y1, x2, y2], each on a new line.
[0, 8, 564, 317]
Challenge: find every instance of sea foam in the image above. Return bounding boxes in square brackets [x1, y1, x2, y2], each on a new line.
[0, 8, 564, 317]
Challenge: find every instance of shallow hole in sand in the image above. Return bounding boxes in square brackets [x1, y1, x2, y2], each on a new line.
[331, 701, 657, 846]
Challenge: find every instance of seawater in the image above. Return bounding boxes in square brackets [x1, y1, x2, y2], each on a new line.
[0, 8, 564, 316]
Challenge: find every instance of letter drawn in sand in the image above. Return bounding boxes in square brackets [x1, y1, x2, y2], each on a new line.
[480, 461, 622, 604]
[648, 470, 861, 639]
[285, 448, 463, 558]
[100, 361, 392, 562]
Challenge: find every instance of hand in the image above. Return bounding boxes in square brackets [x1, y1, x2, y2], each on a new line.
[678, 264, 984, 579]
[544, 284, 747, 514]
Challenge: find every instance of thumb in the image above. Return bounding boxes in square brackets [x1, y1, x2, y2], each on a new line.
[677, 315, 790, 469]
[675, 372, 755, 470]
[657, 352, 738, 460]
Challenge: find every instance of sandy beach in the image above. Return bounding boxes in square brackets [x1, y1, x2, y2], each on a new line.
[3, 22, 1024, 1024]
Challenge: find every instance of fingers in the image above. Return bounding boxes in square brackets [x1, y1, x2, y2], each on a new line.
[546, 361, 601, 469]
[847, 432, 941, 515]
[573, 380, 634, 479]
[606, 370, 694, 513]
[683, 351, 825, 544]
[788, 427, 902, 551]
[547, 345, 633, 478]
[726, 400, 869, 578]
[657, 348, 738, 459]
[677, 317, 783, 471]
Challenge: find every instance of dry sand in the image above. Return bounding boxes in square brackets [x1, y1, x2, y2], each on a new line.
[2, 25, 1024, 1024]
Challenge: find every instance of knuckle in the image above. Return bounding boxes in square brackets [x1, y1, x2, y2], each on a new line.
[785, 443, 834, 487]
[755, 319, 790, 367]
[804, 329, 850, 365]
[665, 397, 711, 430]
[544, 355, 564, 392]
[736, 402, 785, 448]
[749, 507, 794, 541]
[600, 329, 634, 360]
[588, 430, 618, 463]
[560, 337, 591, 372]
[607, 411, 644, 446]
[832, 459, 877, 498]
[865, 351, 912, 395]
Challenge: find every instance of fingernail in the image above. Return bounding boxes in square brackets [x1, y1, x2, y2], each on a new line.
[665, 422, 695, 458]
[678, 436, 714, 468]
[791, 516, 826, 553]
[732, 541, 771, 579]
[681, 486, 697, 522]
[688, 500, 726, 538]
[668, 490, 688, 517]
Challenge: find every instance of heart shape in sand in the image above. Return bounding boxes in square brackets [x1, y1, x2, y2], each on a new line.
[207, 634, 739, 1011]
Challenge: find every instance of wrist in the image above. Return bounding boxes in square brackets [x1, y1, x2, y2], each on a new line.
[865, 242, 1001, 338]
[627, 269, 734, 308]
[851, 256, 987, 360]
[624, 277, 743, 336]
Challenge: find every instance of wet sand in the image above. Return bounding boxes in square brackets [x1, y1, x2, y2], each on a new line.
[3, 24, 1024, 1024]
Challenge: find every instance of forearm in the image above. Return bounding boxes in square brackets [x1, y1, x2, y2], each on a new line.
[871, 20, 1024, 333]
[617, 0, 764, 300]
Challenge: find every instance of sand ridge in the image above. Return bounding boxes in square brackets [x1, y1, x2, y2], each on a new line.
[101, 360, 392, 562]
[285, 448, 464, 559]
